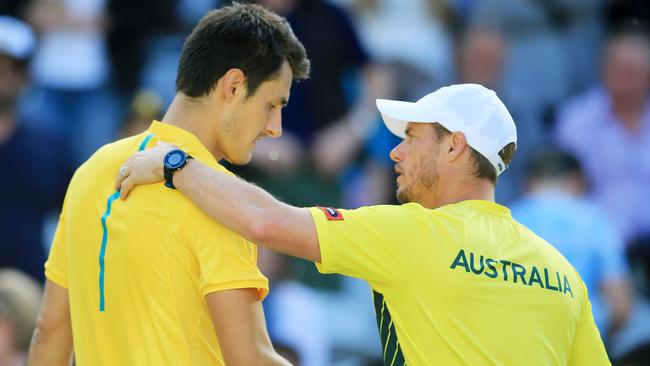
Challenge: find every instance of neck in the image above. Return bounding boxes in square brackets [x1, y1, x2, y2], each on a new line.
[161, 94, 224, 160]
[612, 96, 647, 132]
[421, 174, 495, 209]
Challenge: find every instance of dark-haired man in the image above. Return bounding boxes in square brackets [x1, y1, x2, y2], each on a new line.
[117, 84, 610, 365]
[28, 3, 309, 365]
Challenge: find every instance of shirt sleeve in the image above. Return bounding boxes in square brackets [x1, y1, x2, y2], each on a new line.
[309, 204, 424, 289]
[568, 280, 610, 365]
[44, 213, 69, 288]
[184, 207, 269, 300]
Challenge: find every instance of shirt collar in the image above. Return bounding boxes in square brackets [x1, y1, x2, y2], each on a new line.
[146, 121, 218, 166]
[461, 200, 512, 218]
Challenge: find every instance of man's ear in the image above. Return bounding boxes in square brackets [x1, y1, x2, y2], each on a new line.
[220, 68, 247, 101]
[447, 132, 468, 163]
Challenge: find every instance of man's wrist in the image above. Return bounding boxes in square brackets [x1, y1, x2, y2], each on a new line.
[163, 149, 193, 189]
[172, 158, 194, 190]
[155, 163, 164, 180]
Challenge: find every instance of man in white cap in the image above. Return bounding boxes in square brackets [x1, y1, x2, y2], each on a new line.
[116, 84, 609, 365]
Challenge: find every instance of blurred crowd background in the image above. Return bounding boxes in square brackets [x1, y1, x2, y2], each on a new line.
[1, 0, 650, 365]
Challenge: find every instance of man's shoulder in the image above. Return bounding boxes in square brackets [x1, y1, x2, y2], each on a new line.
[80, 134, 147, 170]
[67, 134, 147, 189]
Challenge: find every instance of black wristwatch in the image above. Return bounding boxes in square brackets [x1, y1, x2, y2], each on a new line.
[163, 149, 193, 189]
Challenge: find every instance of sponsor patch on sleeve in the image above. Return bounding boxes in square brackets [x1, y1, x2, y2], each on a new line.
[317, 207, 344, 221]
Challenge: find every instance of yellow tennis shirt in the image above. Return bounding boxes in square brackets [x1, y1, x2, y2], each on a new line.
[309, 200, 609, 365]
[45, 121, 268, 365]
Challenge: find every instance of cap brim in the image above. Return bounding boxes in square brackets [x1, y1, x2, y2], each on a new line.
[376, 99, 433, 138]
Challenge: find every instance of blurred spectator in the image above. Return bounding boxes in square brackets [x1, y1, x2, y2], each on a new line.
[467, 0, 571, 111]
[616, 341, 650, 366]
[336, 0, 454, 86]
[0, 0, 29, 17]
[511, 150, 631, 340]
[466, 0, 606, 115]
[456, 27, 506, 90]
[628, 235, 650, 298]
[554, 30, 650, 243]
[0, 16, 72, 282]
[259, 248, 331, 366]
[555, 0, 607, 92]
[132, 0, 219, 106]
[228, 0, 390, 208]
[119, 90, 164, 138]
[332, 0, 456, 209]
[606, 0, 650, 32]
[0, 270, 42, 366]
[106, 0, 178, 97]
[21, 0, 122, 166]
[455, 26, 546, 203]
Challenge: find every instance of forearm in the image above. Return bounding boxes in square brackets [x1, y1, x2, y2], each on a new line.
[27, 280, 73, 366]
[175, 160, 275, 238]
[27, 328, 73, 366]
[174, 159, 320, 261]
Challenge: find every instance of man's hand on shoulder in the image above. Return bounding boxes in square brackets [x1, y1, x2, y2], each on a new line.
[115, 142, 176, 199]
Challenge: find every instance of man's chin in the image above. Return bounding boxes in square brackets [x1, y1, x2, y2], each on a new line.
[396, 189, 411, 204]
[224, 153, 252, 166]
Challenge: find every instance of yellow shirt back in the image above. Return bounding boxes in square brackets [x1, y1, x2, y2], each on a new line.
[45, 122, 268, 366]
[309, 200, 609, 365]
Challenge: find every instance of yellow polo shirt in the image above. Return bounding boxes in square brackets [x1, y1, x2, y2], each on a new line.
[45, 121, 268, 365]
[309, 201, 609, 365]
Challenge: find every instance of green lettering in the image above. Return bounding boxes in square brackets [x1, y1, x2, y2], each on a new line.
[563, 276, 574, 298]
[511, 263, 527, 285]
[528, 266, 544, 288]
[544, 268, 559, 292]
[469, 253, 485, 274]
[484, 258, 498, 278]
[500, 260, 511, 281]
[450, 249, 470, 272]
[556, 272, 563, 292]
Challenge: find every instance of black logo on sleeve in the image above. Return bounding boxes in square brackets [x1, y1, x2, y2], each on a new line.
[318, 207, 344, 221]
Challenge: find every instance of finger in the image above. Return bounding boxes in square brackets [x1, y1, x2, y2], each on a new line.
[115, 166, 126, 190]
[115, 176, 123, 191]
[120, 177, 134, 200]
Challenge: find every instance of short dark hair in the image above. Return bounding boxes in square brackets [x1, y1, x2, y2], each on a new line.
[431, 123, 516, 184]
[176, 2, 310, 98]
[525, 149, 583, 181]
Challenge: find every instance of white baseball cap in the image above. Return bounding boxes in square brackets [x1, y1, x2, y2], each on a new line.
[376, 83, 517, 176]
[0, 16, 36, 60]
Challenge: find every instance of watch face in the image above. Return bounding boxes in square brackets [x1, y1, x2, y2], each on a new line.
[164, 150, 186, 169]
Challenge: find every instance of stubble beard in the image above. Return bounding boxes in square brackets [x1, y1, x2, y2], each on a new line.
[395, 158, 439, 205]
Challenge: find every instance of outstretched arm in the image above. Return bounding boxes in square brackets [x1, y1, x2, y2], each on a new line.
[116, 144, 321, 262]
